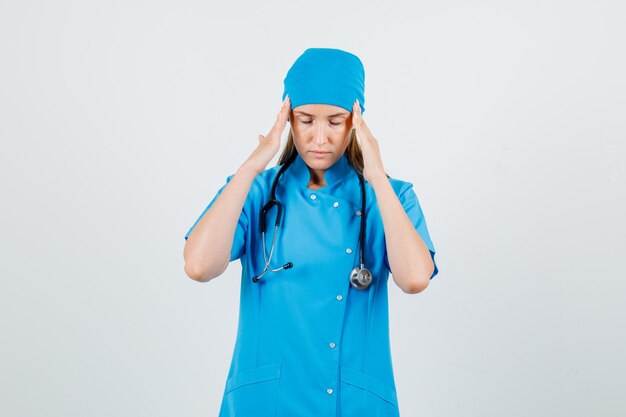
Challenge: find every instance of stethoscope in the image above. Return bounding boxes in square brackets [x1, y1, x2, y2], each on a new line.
[252, 153, 373, 290]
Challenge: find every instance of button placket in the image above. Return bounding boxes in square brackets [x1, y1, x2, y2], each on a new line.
[304, 185, 360, 404]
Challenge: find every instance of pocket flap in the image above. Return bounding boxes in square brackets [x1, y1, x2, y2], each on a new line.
[340, 366, 398, 406]
[224, 362, 282, 394]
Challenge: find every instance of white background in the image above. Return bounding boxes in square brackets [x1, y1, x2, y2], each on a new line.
[1, 0, 624, 416]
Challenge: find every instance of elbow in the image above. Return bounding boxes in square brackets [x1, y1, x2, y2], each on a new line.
[184, 262, 211, 282]
[402, 278, 429, 294]
[184, 259, 228, 283]
[401, 264, 434, 294]
[183, 240, 230, 282]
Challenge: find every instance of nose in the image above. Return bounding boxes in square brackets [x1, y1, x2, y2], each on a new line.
[314, 125, 328, 145]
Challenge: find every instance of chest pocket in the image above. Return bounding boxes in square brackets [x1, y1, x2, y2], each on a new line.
[220, 362, 282, 417]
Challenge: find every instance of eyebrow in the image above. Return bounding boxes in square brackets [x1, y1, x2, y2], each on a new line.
[293, 110, 349, 118]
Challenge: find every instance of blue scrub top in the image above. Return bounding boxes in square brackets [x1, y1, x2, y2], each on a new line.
[184, 152, 438, 417]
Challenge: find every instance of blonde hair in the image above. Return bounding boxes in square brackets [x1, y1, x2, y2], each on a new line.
[277, 128, 391, 179]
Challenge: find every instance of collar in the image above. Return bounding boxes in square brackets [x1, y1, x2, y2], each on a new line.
[288, 151, 353, 190]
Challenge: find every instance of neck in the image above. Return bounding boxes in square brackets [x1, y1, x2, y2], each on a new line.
[288, 151, 352, 191]
[308, 167, 326, 188]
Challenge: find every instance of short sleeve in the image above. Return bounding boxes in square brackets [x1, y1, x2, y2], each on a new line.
[184, 173, 250, 263]
[384, 182, 439, 279]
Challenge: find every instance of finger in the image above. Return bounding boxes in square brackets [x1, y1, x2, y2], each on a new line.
[278, 95, 291, 127]
[352, 101, 361, 141]
[354, 99, 365, 125]
[353, 99, 373, 139]
[282, 95, 291, 123]
[278, 95, 289, 118]
[352, 100, 364, 138]
[280, 95, 291, 122]
[268, 95, 291, 137]
[353, 100, 363, 124]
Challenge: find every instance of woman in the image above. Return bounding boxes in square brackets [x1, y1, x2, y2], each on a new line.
[183, 48, 438, 417]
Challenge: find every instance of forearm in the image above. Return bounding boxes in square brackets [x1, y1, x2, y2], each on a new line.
[369, 176, 434, 293]
[183, 165, 258, 282]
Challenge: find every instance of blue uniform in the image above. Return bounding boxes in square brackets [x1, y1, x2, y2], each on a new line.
[184, 152, 438, 416]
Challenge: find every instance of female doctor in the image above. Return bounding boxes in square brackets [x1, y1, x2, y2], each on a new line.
[183, 48, 438, 417]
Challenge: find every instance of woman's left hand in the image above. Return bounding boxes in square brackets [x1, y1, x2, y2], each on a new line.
[352, 99, 386, 183]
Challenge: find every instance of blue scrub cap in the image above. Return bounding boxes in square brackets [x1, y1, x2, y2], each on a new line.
[282, 47, 366, 114]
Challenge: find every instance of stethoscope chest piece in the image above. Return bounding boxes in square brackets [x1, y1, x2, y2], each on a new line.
[350, 265, 373, 290]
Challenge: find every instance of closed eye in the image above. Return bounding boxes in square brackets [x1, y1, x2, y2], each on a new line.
[301, 121, 342, 125]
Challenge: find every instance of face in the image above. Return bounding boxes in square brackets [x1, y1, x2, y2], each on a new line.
[288, 104, 354, 179]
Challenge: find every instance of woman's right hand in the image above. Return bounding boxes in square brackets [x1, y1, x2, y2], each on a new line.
[240, 95, 291, 175]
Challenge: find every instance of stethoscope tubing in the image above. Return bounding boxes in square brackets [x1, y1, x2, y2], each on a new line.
[252, 153, 371, 289]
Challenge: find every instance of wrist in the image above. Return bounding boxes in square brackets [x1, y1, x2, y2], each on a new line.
[236, 163, 261, 179]
[369, 173, 389, 188]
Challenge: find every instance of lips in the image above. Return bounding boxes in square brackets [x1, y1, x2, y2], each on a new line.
[310, 150, 329, 158]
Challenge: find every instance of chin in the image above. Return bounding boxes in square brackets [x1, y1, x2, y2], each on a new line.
[306, 154, 334, 166]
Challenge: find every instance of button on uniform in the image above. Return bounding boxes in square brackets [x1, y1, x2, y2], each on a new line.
[346, 248, 352, 254]
[326, 388, 333, 395]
